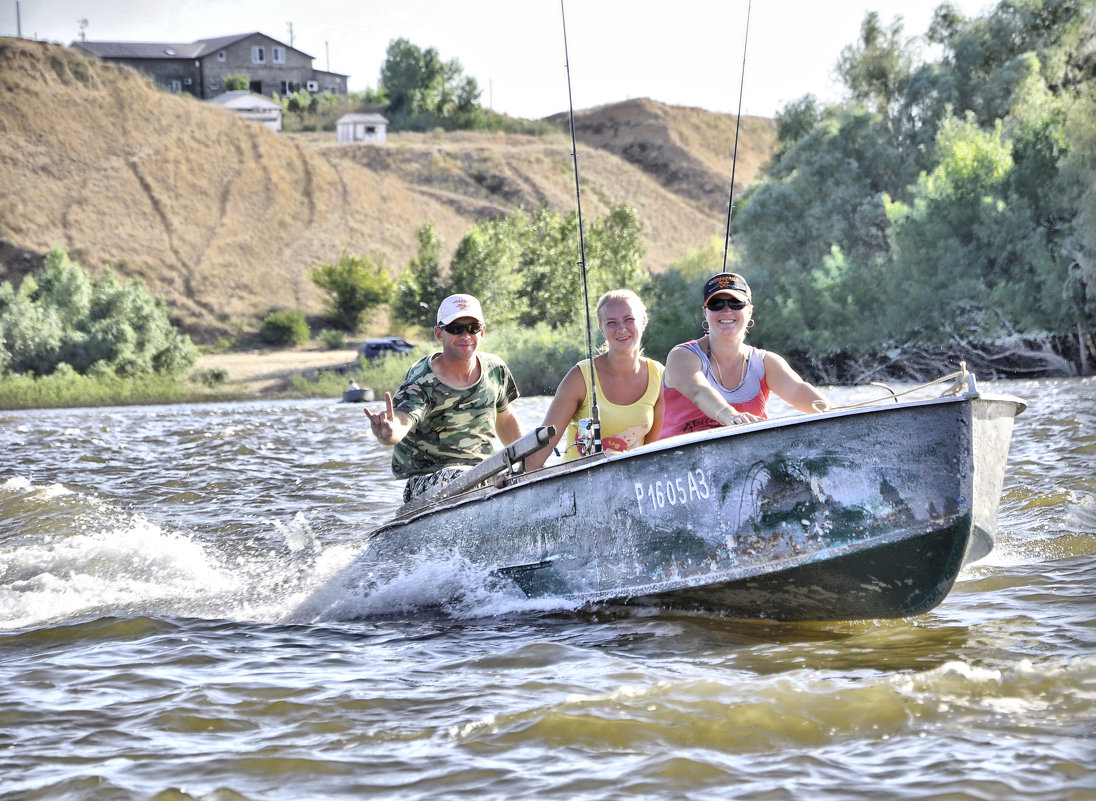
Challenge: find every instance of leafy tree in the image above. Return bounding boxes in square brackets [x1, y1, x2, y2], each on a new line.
[0, 248, 197, 377]
[446, 213, 527, 326]
[735, 107, 905, 354]
[310, 250, 396, 332]
[285, 88, 313, 113]
[837, 12, 917, 118]
[882, 116, 1063, 344]
[1055, 93, 1096, 362]
[643, 237, 726, 362]
[378, 38, 482, 130]
[393, 222, 450, 328]
[585, 203, 649, 299]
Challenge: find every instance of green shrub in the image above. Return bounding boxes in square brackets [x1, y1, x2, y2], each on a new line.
[191, 367, 229, 387]
[487, 323, 587, 396]
[223, 73, 249, 91]
[260, 309, 310, 346]
[310, 250, 396, 332]
[0, 247, 198, 378]
[319, 328, 346, 349]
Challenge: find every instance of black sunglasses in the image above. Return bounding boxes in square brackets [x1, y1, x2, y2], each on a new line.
[706, 297, 748, 311]
[440, 321, 482, 335]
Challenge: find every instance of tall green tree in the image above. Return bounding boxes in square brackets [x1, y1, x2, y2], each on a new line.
[447, 214, 528, 326]
[378, 38, 481, 130]
[310, 250, 395, 332]
[1055, 93, 1096, 366]
[837, 12, 916, 118]
[393, 222, 449, 328]
[883, 116, 1063, 343]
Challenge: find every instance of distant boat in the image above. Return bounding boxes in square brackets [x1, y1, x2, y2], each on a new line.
[342, 386, 375, 403]
[331, 370, 1025, 621]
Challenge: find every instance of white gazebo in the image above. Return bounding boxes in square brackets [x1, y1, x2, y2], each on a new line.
[336, 113, 389, 144]
[208, 91, 284, 132]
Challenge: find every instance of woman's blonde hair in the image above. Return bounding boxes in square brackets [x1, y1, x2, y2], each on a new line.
[595, 289, 647, 324]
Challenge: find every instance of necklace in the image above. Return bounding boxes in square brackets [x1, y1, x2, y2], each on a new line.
[706, 338, 748, 389]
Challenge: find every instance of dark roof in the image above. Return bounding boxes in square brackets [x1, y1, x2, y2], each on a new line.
[74, 32, 314, 61]
[75, 41, 206, 59]
[193, 33, 312, 59]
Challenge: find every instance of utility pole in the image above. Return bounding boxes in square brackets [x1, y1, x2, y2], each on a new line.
[78, 17, 87, 41]
[286, 21, 293, 47]
[325, 41, 329, 72]
[16, 1, 21, 38]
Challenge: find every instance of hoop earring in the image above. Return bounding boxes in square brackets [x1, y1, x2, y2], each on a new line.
[746, 318, 755, 330]
[701, 319, 710, 331]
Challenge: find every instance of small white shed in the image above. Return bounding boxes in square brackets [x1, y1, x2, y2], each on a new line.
[208, 91, 284, 132]
[336, 113, 389, 144]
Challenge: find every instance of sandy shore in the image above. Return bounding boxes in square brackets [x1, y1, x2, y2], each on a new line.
[194, 347, 361, 396]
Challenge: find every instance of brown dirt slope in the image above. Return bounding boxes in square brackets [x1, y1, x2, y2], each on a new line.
[0, 38, 776, 340]
[548, 98, 776, 217]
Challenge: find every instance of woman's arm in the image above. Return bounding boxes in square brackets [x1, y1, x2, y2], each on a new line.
[523, 364, 587, 470]
[643, 381, 665, 444]
[763, 352, 830, 413]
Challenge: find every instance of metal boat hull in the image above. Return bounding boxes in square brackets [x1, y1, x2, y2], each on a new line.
[358, 392, 1023, 621]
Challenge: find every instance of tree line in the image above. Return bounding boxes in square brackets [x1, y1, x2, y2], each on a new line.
[331, 1, 1095, 380]
[729, 0, 1095, 378]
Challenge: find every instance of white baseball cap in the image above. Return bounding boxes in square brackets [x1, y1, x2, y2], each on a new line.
[436, 294, 485, 326]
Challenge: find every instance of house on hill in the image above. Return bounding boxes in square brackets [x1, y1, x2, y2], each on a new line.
[336, 113, 389, 144]
[208, 91, 284, 132]
[73, 32, 347, 101]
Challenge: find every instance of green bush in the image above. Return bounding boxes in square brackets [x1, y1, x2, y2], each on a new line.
[260, 309, 310, 346]
[310, 250, 395, 332]
[319, 328, 346, 349]
[487, 323, 587, 396]
[0, 248, 197, 378]
[191, 367, 229, 387]
[223, 73, 249, 91]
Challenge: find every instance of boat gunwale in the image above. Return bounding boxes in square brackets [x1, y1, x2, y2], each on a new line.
[373, 390, 1024, 532]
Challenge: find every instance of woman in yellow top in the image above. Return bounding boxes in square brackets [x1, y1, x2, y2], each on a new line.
[525, 289, 664, 470]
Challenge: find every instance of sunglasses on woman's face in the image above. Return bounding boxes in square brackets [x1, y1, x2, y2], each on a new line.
[441, 321, 482, 336]
[706, 297, 748, 311]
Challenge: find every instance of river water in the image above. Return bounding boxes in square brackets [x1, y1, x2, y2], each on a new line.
[1, 378, 1093, 801]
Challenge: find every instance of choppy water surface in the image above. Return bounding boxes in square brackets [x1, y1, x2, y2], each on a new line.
[1, 379, 1093, 801]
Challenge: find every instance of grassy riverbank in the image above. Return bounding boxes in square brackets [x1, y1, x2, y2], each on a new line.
[0, 324, 589, 410]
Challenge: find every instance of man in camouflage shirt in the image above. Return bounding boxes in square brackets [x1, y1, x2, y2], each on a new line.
[365, 294, 523, 503]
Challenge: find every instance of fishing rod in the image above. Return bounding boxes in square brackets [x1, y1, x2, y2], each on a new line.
[560, 0, 602, 455]
[721, 0, 753, 273]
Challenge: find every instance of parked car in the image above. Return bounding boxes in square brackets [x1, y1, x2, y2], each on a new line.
[358, 336, 417, 362]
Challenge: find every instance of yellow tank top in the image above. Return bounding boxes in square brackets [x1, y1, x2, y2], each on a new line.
[563, 357, 665, 460]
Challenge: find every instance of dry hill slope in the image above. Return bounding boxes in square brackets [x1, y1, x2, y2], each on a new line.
[0, 38, 474, 336]
[0, 38, 776, 339]
[548, 98, 776, 216]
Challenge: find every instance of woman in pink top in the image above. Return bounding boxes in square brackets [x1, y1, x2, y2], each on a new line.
[658, 272, 830, 439]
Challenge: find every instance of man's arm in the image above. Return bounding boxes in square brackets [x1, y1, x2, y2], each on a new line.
[494, 405, 523, 446]
[365, 392, 415, 445]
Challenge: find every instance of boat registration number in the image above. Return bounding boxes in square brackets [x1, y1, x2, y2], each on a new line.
[634, 469, 710, 513]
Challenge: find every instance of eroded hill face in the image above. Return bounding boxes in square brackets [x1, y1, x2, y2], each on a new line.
[0, 38, 775, 339]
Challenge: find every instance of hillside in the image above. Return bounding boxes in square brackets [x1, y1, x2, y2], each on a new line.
[0, 38, 777, 341]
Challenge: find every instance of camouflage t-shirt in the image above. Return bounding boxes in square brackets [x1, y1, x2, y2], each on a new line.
[390, 351, 519, 479]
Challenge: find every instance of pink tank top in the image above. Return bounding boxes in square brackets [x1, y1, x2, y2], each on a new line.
[658, 342, 769, 439]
